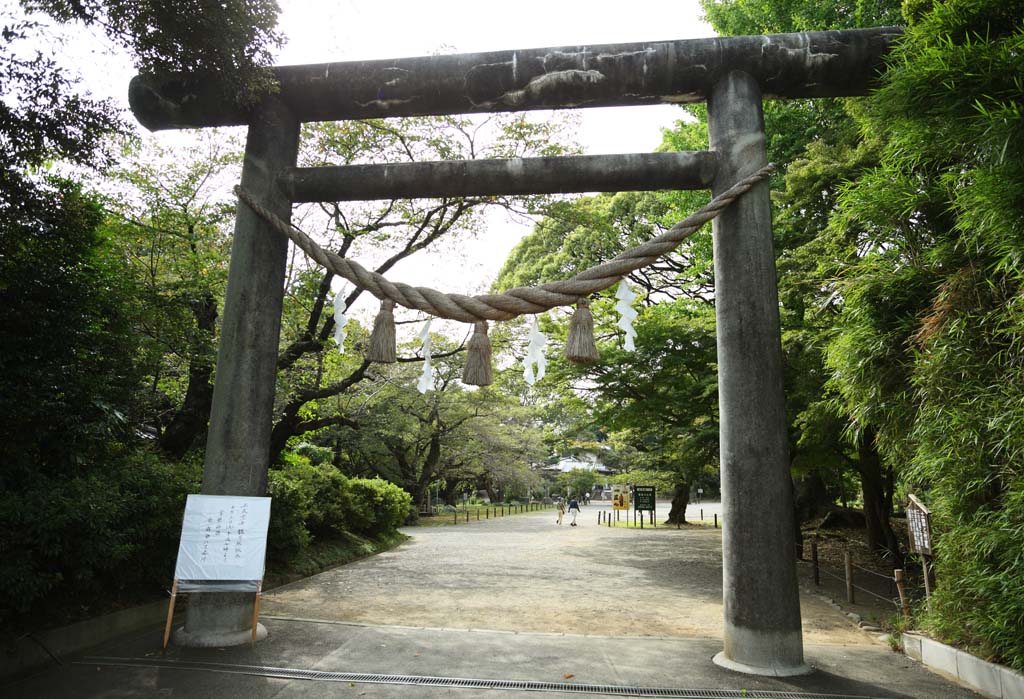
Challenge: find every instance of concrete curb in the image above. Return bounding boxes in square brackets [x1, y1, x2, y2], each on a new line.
[902, 632, 1024, 699]
[0, 599, 173, 683]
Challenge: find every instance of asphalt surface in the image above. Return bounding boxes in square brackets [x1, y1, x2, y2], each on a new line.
[5, 502, 982, 699]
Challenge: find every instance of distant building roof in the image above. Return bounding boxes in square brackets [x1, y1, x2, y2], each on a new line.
[547, 452, 612, 474]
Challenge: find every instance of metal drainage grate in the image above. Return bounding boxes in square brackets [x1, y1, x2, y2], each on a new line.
[80, 656, 881, 699]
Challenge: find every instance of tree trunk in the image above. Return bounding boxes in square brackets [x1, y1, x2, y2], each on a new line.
[158, 293, 217, 459]
[443, 479, 459, 506]
[857, 429, 902, 562]
[666, 482, 690, 524]
[792, 470, 831, 549]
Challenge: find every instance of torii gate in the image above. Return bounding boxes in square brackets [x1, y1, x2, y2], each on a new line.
[131, 26, 899, 676]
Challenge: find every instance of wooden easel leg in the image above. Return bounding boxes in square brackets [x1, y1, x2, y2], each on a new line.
[163, 580, 178, 650]
[251, 581, 263, 645]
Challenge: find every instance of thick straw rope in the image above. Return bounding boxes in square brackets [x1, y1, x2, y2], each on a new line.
[235, 163, 774, 323]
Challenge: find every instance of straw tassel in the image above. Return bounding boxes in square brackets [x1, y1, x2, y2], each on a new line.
[462, 321, 493, 386]
[366, 298, 396, 363]
[565, 298, 599, 364]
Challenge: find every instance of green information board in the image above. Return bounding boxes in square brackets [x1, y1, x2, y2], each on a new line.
[634, 486, 655, 511]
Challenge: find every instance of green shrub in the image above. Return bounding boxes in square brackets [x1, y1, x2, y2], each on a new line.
[293, 441, 335, 466]
[925, 479, 1024, 671]
[266, 457, 411, 558]
[265, 467, 312, 566]
[346, 478, 413, 536]
[274, 453, 352, 538]
[0, 447, 199, 633]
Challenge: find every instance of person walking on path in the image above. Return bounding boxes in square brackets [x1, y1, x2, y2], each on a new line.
[568, 496, 581, 526]
[556, 499, 566, 525]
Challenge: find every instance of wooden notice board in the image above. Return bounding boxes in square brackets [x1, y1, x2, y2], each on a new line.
[907, 493, 933, 556]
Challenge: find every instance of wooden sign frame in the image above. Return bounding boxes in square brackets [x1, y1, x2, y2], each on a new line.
[163, 494, 271, 649]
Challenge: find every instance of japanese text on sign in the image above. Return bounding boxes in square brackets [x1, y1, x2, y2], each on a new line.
[174, 495, 271, 584]
[634, 486, 656, 511]
[906, 494, 932, 556]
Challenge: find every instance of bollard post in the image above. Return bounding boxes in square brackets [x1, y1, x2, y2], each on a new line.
[844, 549, 855, 604]
[466, 509, 469, 523]
[894, 569, 911, 618]
[701, 508, 704, 521]
[486, 508, 489, 520]
[714, 513, 718, 529]
[453, 510, 458, 525]
[811, 539, 820, 586]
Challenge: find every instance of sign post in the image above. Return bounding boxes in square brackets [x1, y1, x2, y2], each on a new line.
[906, 494, 934, 599]
[612, 484, 630, 525]
[165, 494, 272, 648]
[634, 486, 656, 528]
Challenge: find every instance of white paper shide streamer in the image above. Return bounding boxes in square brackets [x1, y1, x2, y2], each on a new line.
[332, 288, 349, 353]
[615, 279, 638, 351]
[416, 319, 433, 394]
[523, 317, 547, 386]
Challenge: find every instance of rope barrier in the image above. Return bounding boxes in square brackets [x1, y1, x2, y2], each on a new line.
[234, 163, 774, 323]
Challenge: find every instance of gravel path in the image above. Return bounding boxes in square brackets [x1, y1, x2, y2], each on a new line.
[263, 503, 870, 645]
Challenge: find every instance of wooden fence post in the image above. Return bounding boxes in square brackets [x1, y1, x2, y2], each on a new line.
[811, 539, 820, 586]
[844, 549, 855, 604]
[894, 569, 911, 618]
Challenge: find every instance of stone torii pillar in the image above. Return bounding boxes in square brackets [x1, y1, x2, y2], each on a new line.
[130, 27, 898, 673]
[708, 71, 805, 675]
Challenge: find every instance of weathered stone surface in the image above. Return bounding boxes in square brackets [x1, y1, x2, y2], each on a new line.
[176, 97, 300, 648]
[280, 151, 718, 202]
[709, 70, 807, 676]
[130, 27, 901, 131]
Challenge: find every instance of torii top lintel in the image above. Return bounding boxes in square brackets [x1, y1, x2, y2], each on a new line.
[129, 27, 900, 132]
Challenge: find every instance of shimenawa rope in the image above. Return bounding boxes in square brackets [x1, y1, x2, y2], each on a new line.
[233, 163, 774, 325]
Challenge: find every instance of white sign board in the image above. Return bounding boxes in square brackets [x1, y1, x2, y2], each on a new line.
[174, 494, 271, 591]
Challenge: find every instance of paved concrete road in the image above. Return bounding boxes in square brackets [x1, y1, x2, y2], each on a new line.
[7, 502, 983, 698]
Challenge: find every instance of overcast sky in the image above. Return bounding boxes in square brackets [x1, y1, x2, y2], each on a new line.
[278, 0, 715, 310]
[274, 0, 711, 154]
[34, 0, 714, 319]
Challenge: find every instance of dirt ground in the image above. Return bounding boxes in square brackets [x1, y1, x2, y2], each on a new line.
[263, 503, 876, 647]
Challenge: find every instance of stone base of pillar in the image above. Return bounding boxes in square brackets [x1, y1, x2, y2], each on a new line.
[172, 622, 267, 648]
[713, 623, 812, 677]
[713, 651, 812, 677]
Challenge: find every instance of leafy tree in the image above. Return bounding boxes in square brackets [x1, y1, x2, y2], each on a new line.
[556, 468, 598, 500]
[270, 114, 577, 461]
[0, 0, 305, 631]
[323, 335, 544, 510]
[101, 134, 241, 457]
[826, 0, 1024, 667]
[23, 0, 282, 102]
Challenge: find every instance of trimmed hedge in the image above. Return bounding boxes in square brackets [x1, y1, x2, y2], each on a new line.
[2, 447, 413, 634]
[266, 454, 412, 566]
